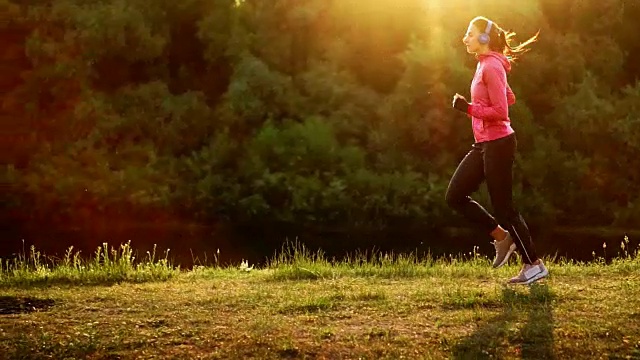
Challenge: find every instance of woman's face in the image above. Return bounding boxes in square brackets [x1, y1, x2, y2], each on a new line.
[462, 23, 487, 54]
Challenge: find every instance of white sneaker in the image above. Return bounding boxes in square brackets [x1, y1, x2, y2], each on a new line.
[492, 232, 516, 268]
[508, 261, 549, 285]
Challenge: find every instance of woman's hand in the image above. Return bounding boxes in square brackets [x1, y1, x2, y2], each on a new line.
[452, 93, 467, 104]
[452, 93, 470, 113]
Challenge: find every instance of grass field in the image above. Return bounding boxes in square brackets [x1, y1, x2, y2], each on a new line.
[1, 240, 639, 359]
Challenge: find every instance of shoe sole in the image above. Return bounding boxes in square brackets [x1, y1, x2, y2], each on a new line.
[509, 268, 549, 285]
[493, 243, 517, 269]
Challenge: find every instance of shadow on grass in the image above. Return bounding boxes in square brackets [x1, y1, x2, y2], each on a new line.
[451, 283, 555, 360]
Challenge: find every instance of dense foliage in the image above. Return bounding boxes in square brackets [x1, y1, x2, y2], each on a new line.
[4, 0, 640, 232]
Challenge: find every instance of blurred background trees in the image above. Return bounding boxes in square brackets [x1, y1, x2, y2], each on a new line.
[4, 0, 639, 239]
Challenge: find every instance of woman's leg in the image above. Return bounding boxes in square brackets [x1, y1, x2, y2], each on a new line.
[445, 144, 498, 233]
[483, 134, 539, 265]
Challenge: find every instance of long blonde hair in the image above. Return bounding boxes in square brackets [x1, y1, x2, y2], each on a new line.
[471, 16, 539, 61]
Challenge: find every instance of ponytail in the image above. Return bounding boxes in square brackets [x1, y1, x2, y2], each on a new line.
[471, 16, 539, 62]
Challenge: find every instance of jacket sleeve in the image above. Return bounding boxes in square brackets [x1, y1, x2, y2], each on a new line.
[507, 83, 516, 105]
[468, 63, 509, 121]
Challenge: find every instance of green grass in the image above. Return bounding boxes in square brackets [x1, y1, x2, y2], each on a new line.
[1, 239, 639, 359]
[1, 241, 177, 287]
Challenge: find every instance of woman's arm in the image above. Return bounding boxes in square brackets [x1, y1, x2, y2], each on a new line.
[507, 83, 516, 105]
[468, 63, 510, 121]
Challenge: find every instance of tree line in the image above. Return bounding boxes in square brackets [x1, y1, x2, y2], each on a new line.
[3, 0, 640, 234]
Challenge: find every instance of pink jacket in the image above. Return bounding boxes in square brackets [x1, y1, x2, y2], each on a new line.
[467, 51, 516, 143]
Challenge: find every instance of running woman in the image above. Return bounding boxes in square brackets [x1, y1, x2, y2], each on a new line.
[447, 16, 548, 285]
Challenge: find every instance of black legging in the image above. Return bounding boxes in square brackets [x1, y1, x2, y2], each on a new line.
[445, 133, 538, 264]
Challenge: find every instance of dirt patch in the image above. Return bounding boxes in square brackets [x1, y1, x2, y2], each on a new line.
[0, 296, 55, 315]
